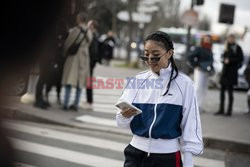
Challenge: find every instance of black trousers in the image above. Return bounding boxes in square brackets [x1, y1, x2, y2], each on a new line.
[35, 71, 48, 104]
[248, 90, 250, 112]
[124, 144, 182, 167]
[86, 61, 96, 104]
[219, 84, 234, 114]
[45, 81, 62, 103]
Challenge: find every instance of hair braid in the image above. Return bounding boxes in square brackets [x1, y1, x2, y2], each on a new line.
[163, 56, 178, 96]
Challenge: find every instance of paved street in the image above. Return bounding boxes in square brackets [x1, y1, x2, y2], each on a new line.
[3, 61, 250, 167]
[3, 120, 226, 167]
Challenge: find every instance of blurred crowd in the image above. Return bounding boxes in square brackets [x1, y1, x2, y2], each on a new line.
[187, 32, 250, 116]
[1, 5, 117, 165]
[32, 12, 116, 111]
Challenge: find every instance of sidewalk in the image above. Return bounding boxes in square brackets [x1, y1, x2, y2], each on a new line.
[3, 60, 250, 154]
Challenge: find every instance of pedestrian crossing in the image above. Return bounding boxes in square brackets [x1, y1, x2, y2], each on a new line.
[4, 120, 225, 167]
[11, 138, 122, 167]
[5, 121, 125, 167]
[75, 115, 117, 127]
[15, 76, 226, 167]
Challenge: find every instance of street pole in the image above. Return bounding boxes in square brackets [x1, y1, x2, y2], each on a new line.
[126, 0, 133, 65]
[183, 0, 195, 74]
[186, 0, 194, 55]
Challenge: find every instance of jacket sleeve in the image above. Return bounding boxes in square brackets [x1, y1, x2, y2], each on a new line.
[180, 80, 203, 166]
[116, 78, 137, 129]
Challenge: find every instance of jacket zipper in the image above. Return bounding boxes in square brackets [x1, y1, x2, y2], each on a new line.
[147, 103, 158, 157]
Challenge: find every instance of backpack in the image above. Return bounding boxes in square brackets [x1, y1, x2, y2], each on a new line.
[67, 27, 87, 56]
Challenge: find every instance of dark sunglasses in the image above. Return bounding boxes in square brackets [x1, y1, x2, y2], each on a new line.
[140, 52, 167, 63]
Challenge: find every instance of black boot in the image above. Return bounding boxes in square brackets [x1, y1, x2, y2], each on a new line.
[225, 97, 233, 116]
[214, 110, 224, 115]
[44, 93, 51, 107]
[225, 108, 232, 116]
[214, 102, 224, 115]
[225, 86, 234, 116]
[246, 96, 250, 114]
[57, 94, 61, 105]
[62, 105, 68, 111]
[225, 112, 232, 116]
[216, 85, 225, 116]
[69, 105, 78, 111]
[34, 100, 48, 110]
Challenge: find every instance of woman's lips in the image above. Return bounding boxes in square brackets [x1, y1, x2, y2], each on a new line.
[149, 64, 157, 68]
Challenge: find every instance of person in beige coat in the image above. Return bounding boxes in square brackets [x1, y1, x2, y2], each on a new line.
[62, 12, 93, 111]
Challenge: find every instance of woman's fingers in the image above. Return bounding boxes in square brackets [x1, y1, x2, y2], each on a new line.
[121, 108, 138, 118]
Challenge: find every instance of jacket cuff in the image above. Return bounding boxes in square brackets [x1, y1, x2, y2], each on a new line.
[183, 152, 193, 167]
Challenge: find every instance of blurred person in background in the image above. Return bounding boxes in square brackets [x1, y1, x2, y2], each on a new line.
[0, 0, 64, 166]
[100, 30, 115, 66]
[188, 35, 214, 112]
[215, 34, 244, 116]
[34, 39, 56, 110]
[244, 59, 250, 114]
[241, 27, 250, 114]
[82, 20, 101, 109]
[45, 19, 68, 106]
[62, 12, 93, 111]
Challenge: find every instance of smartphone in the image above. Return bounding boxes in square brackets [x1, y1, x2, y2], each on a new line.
[115, 101, 142, 115]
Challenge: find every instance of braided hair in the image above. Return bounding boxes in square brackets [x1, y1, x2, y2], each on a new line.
[145, 31, 179, 96]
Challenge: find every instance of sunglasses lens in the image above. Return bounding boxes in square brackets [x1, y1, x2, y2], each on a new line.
[140, 56, 148, 61]
[151, 57, 160, 62]
[140, 56, 162, 62]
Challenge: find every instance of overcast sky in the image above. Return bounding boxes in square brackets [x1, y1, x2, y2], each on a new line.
[179, 0, 250, 34]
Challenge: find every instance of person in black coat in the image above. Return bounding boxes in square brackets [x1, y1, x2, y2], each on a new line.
[45, 19, 68, 106]
[244, 59, 250, 114]
[101, 31, 115, 66]
[215, 34, 243, 116]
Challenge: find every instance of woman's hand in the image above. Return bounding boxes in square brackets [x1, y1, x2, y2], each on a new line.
[224, 58, 230, 64]
[120, 108, 138, 118]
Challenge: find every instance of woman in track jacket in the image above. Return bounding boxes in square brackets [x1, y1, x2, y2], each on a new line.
[116, 31, 203, 167]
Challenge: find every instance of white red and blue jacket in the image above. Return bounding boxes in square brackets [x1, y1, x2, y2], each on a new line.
[116, 64, 203, 159]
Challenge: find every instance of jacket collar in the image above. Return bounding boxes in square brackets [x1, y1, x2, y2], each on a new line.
[151, 63, 172, 78]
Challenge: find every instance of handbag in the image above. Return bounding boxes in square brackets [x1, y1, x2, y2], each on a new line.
[67, 28, 88, 56]
[207, 65, 215, 76]
[199, 62, 215, 76]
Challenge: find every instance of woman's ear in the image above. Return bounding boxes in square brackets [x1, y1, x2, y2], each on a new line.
[167, 49, 174, 59]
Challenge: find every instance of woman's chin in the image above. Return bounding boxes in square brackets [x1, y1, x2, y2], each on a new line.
[151, 68, 159, 74]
